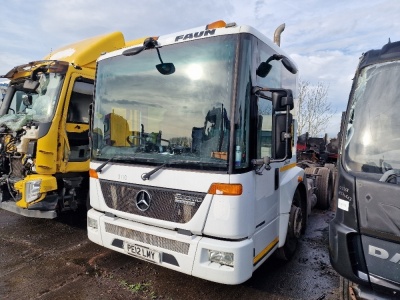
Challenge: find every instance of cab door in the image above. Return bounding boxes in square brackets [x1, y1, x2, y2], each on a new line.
[254, 97, 280, 227]
[63, 76, 93, 171]
[253, 96, 281, 263]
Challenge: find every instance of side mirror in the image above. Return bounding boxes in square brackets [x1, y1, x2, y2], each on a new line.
[23, 79, 39, 92]
[273, 113, 293, 159]
[256, 54, 298, 78]
[272, 89, 294, 111]
[256, 62, 272, 78]
[156, 63, 175, 75]
[281, 57, 298, 74]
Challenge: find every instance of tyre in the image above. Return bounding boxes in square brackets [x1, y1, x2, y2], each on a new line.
[315, 167, 333, 209]
[304, 167, 317, 175]
[324, 163, 335, 170]
[324, 163, 336, 184]
[275, 189, 303, 260]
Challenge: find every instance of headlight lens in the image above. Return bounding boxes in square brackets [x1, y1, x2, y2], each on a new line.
[208, 250, 234, 267]
[87, 217, 98, 230]
[25, 180, 41, 203]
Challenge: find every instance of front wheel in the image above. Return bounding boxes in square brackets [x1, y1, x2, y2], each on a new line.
[276, 189, 303, 260]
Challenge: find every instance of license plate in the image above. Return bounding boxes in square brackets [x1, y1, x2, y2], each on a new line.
[124, 243, 160, 263]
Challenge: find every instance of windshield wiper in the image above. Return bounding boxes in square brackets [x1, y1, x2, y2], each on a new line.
[140, 159, 226, 181]
[141, 163, 167, 181]
[95, 156, 116, 173]
[95, 155, 153, 173]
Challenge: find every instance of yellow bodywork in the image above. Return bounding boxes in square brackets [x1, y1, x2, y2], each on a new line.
[14, 175, 57, 208]
[4, 32, 147, 209]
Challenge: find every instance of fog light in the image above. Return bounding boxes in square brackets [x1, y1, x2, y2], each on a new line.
[87, 217, 98, 230]
[208, 250, 234, 267]
[25, 180, 41, 203]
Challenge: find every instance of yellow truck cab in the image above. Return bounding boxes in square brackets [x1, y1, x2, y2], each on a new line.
[0, 32, 145, 218]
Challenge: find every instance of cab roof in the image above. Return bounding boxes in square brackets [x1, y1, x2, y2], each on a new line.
[2, 32, 147, 79]
[359, 40, 400, 69]
[99, 21, 292, 63]
[44, 31, 129, 69]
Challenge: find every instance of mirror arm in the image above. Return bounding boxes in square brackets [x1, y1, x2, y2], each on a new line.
[156, 47, 164, 63]
[252, 86, 272, 100]
[251, 156, 271, 175]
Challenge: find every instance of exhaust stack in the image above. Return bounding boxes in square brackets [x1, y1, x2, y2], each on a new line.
[274, 23, 285, 47]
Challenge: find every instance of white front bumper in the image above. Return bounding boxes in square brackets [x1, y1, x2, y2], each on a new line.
[87, 209, 253, 284]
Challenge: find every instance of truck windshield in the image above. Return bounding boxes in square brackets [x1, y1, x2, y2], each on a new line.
[93, 35, 237, 170]
[344, 60, 400, 179]
[5, 73, 63, 122]
[0, 73, 63, 130]
[25, 73, 64, 123]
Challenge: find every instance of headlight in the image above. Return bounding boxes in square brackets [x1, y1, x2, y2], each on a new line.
[87, 217, 98, 230]
[208, 250, 234, 267]
[25, 180, 41, 203]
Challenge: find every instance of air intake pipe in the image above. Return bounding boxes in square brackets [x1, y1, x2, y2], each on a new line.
[274, 23, 285, 47]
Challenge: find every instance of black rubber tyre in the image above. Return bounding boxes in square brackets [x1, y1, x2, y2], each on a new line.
[315, 167, 333, 209]
[324, 163, 336, 186]
[275, 189, 303, 261]
[304, 167, 316, 175]
[324, 163, 335, 171]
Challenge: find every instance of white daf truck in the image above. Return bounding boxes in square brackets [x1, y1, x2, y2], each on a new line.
[87, 20, 326, 284]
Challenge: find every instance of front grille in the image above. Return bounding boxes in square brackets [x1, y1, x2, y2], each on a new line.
[100, 180, 206, 223]
[105, 222, 190, 254]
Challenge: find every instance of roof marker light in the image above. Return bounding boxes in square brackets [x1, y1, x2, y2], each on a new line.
[206, 20, 227, 30]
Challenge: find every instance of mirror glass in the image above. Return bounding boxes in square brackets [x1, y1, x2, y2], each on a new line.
[156, 63, 175, 75]
[281, 57, 298, 74]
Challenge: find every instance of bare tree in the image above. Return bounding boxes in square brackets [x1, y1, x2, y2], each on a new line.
[297, 80, 335, 137]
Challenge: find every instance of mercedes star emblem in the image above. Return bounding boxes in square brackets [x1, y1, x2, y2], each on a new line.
[136, 190, 151, 211]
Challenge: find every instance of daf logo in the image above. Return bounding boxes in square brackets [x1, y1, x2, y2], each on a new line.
[369, 245, 400, 264]
[135, 190, 151, 212]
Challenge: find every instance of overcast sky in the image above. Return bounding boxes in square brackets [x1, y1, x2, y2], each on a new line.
[1, 0, 399, 136]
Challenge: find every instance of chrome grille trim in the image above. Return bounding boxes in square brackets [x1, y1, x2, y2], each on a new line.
[105, 222, 190, 255]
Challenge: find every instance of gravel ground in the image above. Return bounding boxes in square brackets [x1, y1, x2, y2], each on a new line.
[0, 207, 339, 300]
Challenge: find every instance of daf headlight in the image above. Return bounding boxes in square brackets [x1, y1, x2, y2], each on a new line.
[208, 250, 234, 267]
[26, 180, 41, 203]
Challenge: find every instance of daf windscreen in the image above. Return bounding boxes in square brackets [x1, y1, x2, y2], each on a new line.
[344, 60, 400, 181]
[0, 69, 65, 129]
